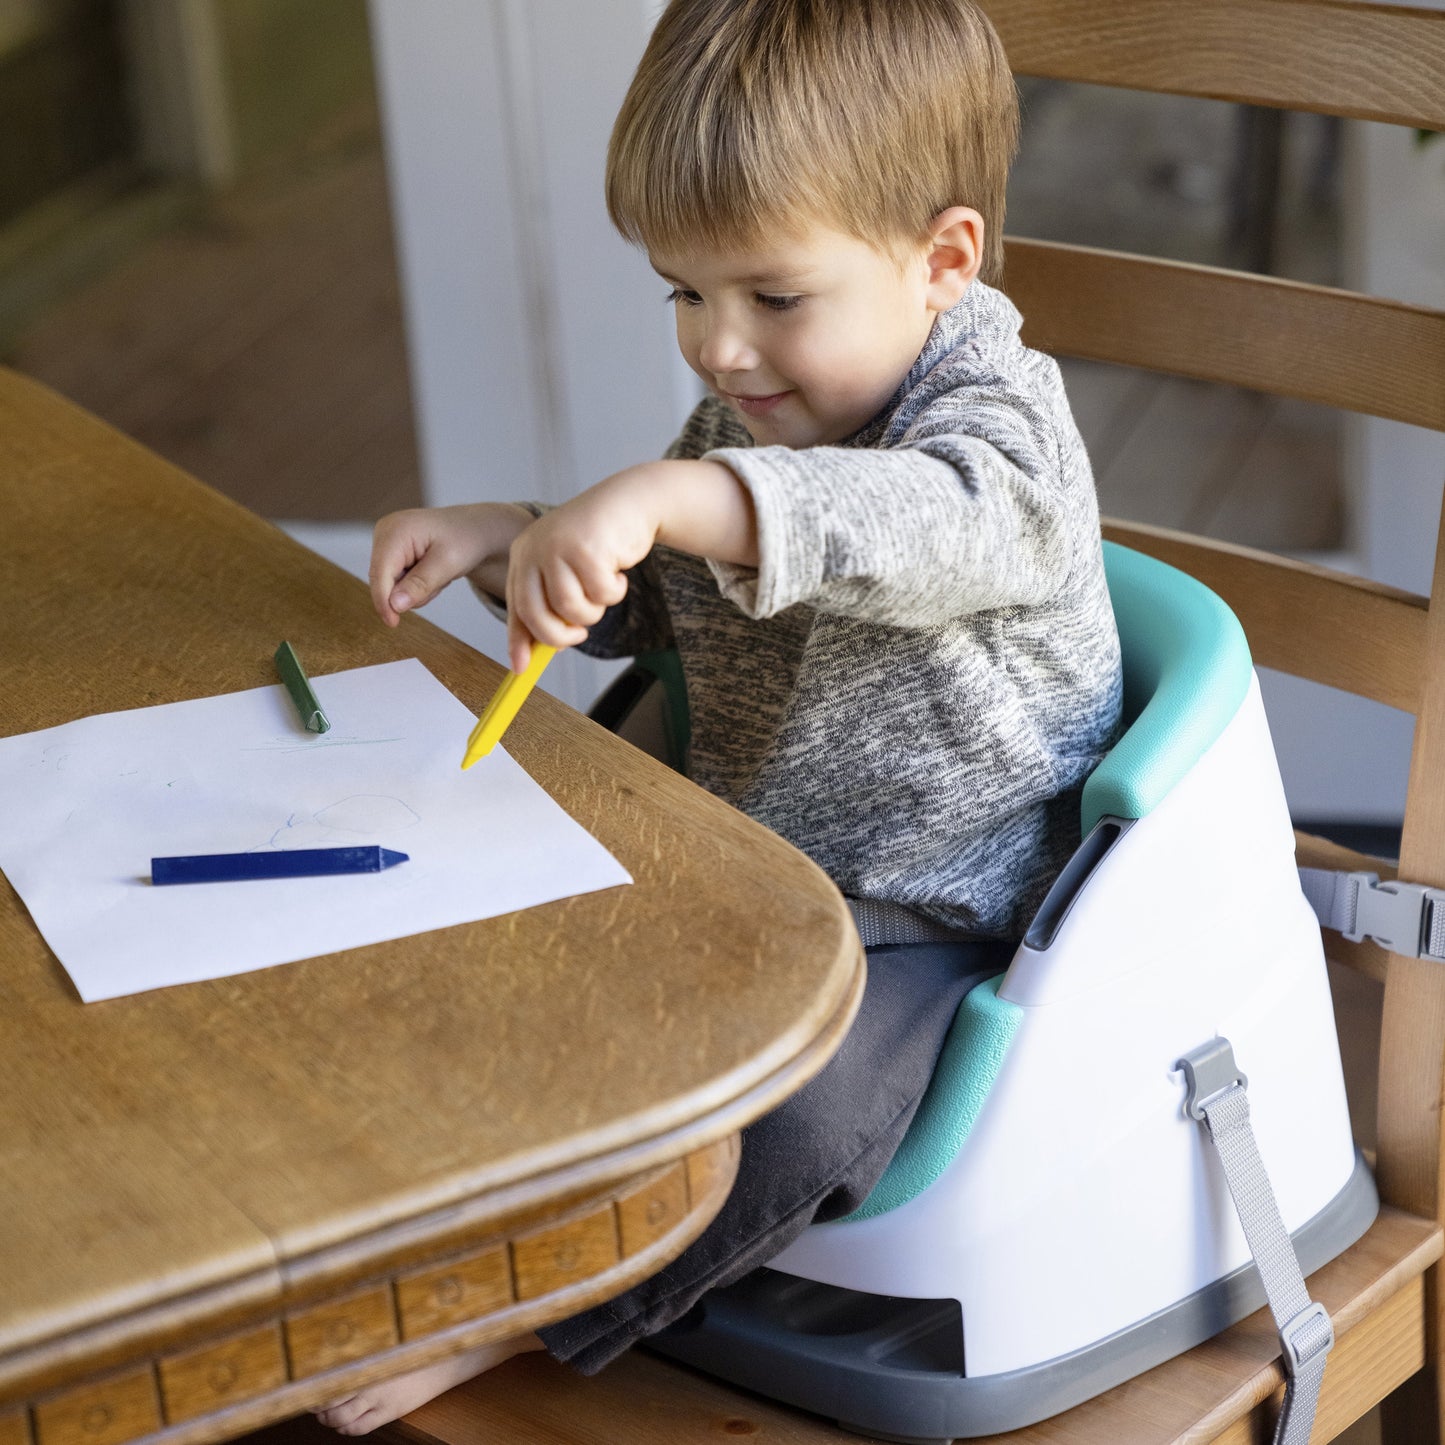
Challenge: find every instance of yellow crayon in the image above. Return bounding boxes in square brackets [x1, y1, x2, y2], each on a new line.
[460, 644, 557, 769]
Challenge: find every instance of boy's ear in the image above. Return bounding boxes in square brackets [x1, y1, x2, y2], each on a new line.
[923, 207, 985, 311]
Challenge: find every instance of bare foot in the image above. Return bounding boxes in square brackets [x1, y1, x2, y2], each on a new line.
[312, 1332, 544, 1436]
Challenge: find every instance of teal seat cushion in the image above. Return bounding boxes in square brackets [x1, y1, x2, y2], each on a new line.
[839, 975, 1023, 1222]
[840, 544, 1254, 1222]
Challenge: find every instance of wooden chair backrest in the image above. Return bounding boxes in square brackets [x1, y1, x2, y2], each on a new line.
[984, 0, 1445, 1233]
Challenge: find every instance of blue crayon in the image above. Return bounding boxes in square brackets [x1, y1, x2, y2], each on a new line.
[151, 846, 409, 885]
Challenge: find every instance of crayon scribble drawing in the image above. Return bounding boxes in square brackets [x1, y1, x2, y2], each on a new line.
[263, 794, 421, 851]
[242, 733, 404, 755]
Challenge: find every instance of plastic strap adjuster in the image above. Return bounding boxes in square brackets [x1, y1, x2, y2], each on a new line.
[1299, 868, 1445, 962]
[1178, 1037, 1249, 1121]
[1340, 872, 1445, 961]
[1279, 1299, 1334, 1376]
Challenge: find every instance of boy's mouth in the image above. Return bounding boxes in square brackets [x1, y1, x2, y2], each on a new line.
[722, 389, 792, 417]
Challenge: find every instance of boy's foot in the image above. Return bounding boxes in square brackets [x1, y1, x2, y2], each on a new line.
[312, 1332, 545, 1436]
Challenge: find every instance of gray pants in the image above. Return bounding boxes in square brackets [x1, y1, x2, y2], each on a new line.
[538, 938, 1014, 1374]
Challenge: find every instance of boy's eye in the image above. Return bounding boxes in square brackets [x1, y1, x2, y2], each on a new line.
[756, 293, 803, 312]
[664, 287, 703, 307]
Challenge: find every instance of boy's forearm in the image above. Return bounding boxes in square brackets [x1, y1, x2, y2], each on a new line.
[632, 459, 759, 568]
[466, 504, 534, 598]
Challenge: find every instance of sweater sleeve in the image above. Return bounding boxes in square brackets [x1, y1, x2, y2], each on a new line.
[705, 376, 1075, 626]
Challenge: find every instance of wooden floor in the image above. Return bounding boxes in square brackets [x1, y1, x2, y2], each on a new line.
[7, 129, 423, 524]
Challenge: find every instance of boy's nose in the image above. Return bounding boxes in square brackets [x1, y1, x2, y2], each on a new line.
[697, 319, 756, 376]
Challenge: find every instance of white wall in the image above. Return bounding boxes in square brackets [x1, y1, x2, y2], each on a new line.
[367, 0, 694, 711]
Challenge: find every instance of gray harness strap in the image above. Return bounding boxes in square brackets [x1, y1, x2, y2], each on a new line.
[1179, 1041, 1333, 1445]
[847, 897, 976, 948]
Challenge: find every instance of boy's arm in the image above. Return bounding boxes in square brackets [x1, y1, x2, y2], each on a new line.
[703, 385, 1084, 627]
[372, 401, 749, 656]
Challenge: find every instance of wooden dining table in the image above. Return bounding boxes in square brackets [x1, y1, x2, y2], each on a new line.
[0, 368, 865, 1445]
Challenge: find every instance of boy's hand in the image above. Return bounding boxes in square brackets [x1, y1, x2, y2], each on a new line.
[504, 459, 756, 671]
[369, 504, 531, 627]
[503, 475, 653, 671]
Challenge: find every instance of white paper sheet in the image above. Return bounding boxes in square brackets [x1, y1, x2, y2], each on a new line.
[0, 659, 631, 1002]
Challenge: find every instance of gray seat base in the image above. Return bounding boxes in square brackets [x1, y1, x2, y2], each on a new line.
[646, 1151, 1378, 1443]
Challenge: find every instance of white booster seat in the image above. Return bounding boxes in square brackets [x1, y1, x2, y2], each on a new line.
[595, 542, 1377, 1443]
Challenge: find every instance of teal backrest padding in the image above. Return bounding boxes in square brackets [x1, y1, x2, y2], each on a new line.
[1081, 543, 1254, 834]
[837, 975, 1023, 1223]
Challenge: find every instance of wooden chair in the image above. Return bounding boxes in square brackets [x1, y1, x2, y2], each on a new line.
[381, 1, 1445, 1440]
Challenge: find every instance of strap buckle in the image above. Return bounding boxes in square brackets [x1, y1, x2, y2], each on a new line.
[1177, 1039, 1249, 1121]
[1279, 1300, 1333, 1376]
[1343, 871, 1445, 961]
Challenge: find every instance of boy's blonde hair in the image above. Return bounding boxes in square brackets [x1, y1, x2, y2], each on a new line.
[606, 0, 1019, 283]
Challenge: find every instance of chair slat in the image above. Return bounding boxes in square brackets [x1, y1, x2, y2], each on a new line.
[1006, 240, 1445, 432]
[984, 0, 1445, 129]
[1101, 520, 1428, 713]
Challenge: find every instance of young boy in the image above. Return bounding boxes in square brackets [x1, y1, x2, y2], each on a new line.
[317, 0, 1121, 1431]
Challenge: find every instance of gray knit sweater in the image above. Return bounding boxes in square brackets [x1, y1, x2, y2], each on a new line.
[581, 282, 1121, 937]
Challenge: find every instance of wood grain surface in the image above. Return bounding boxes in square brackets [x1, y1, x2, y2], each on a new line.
[1100, 520, 1429, 714]
[984, 0, 1445, 129]
[13, 1145, 740, 1445]
[1006, 240, 1445, 434]
[0, 369, 864, 1436]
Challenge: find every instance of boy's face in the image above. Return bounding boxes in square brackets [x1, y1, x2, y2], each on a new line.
[650, 224, 943, 449]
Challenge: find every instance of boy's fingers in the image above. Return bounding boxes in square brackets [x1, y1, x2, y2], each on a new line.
[597, 568, 629, 606]
[369, 518, 426, 625]
[507, 572, 548, 671]
[367, 553, 402, 624]
[542, 559, 607, 627]
[579, 559, 631, 611]
[565, 548, 629, 611]
[507, 624, 530, 675]
[390, 542, 478, 616]
[509, 570, 587, 668]
[313, 1398, 365, 1427]
[369, 587, 399, 628]
[390, 564, 441, 612]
